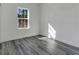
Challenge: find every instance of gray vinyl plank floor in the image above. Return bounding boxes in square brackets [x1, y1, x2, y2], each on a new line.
[0, 35, 66, 55]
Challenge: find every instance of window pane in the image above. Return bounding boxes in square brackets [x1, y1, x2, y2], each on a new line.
[17, 7, 29, 29]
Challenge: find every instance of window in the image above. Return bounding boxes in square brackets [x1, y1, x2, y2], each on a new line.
[17, 7, 29, 29]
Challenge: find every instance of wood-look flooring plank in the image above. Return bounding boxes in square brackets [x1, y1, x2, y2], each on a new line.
[0, 35, 66, 55]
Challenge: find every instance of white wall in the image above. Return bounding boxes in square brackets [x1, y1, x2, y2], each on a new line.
[1, 3, 40, 43]
[0, 4, 1, 42]
[40, 3, 79, 48]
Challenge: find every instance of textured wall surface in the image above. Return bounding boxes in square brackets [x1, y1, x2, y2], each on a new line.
[40, 3, 79, 48]
[1, 3, 40, 43]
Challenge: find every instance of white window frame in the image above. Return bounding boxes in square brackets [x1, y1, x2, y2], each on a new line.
[17, 7, 30, 29]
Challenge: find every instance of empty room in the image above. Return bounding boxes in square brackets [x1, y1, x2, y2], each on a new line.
[0, 3, 79, 55]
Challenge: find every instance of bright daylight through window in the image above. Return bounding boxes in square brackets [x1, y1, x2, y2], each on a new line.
[17, 7, 29, 29]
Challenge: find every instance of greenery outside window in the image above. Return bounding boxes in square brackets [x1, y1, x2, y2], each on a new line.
[17, 7, 29, 29]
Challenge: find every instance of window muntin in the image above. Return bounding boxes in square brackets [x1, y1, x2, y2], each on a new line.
[17, 7, 29, 29]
